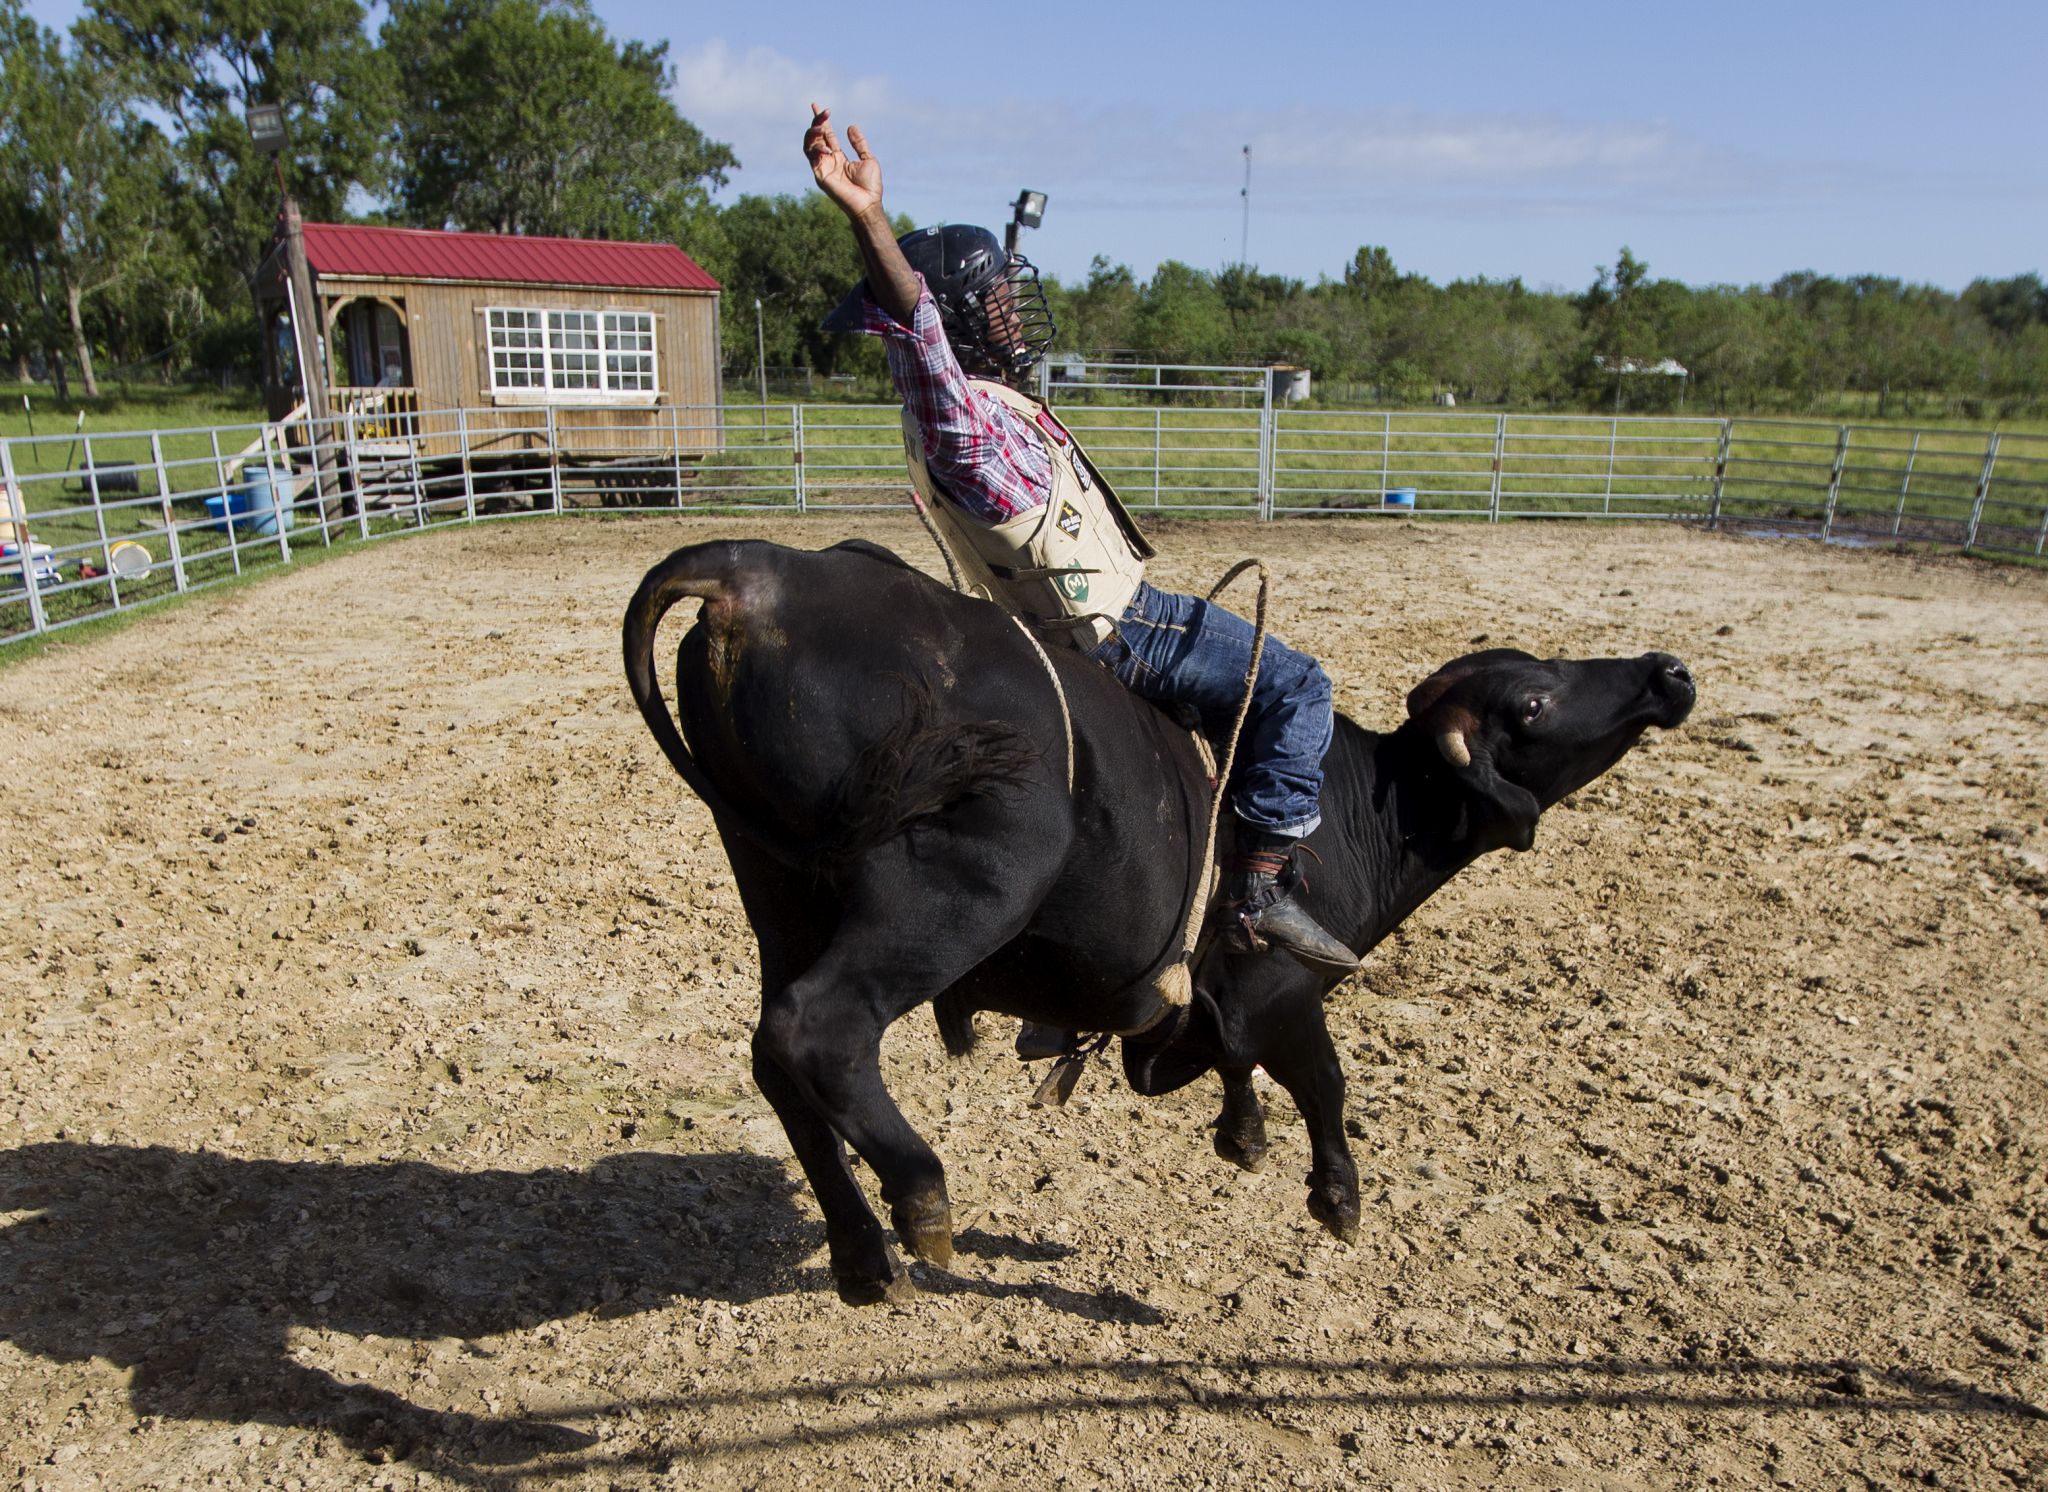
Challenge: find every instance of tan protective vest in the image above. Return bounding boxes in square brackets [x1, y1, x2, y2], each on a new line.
[901, 379, 1154, 648]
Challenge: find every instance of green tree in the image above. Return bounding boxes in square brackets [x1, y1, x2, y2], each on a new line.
[701, 193, 898, 378]
[382, 0, 734, 242]
[1343, 244, 1398, 300]
[78, 0, 395, 323]
[1, 4, 175, 395]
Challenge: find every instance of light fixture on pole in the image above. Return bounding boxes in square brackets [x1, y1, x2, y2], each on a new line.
[753, 297, 767, 423]
[1239, 145, 1251, 267]
[1005, 190, 1047, 259]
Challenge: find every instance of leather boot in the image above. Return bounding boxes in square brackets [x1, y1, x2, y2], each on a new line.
[1015, 1021, 1078, 1061]
[1223, 833, 1360, 976]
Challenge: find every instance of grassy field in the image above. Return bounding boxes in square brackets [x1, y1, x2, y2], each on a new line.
[6, 382, 2044, 644]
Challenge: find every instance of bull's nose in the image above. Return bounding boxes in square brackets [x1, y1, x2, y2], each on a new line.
[1645, 653, 1695, 717]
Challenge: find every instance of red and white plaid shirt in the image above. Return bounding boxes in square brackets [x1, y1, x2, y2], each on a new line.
[861, 277, 1051, 523]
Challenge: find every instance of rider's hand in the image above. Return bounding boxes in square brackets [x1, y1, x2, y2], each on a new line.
[803, 104, 884, 221]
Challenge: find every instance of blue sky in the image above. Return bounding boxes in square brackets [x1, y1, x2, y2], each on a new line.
[33, 0, 2047, 292]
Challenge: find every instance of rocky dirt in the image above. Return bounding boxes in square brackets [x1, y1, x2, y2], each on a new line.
[3, 513, 2046, 1490]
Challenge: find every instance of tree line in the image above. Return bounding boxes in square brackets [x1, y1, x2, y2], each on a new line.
[4, 0, 2044, 415]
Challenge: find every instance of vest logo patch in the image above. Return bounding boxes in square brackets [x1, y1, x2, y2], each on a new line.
[1057, 570, 1090, 603]
[1056, 501, 1083, 538]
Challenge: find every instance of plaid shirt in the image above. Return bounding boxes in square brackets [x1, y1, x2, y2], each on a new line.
[861, 278, 1051, 523]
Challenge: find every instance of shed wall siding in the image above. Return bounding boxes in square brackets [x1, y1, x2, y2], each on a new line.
[317, 276, 721, 455]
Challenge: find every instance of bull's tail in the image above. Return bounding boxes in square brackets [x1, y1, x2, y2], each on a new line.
[622, 542, 752, 837]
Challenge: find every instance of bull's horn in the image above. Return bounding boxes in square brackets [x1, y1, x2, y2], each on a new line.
[1437, 729, 1472, 768]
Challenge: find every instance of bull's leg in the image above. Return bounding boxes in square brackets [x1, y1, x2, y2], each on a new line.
[1212, 1066, 1271, 1173]
[722, 832, 914, 1304]
[756, 809, 1067, 1298]
[1257, 1015, 1361, 1243]
[749, 1043, 912, 1304]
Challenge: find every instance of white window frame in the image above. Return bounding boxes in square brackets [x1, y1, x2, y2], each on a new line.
[484, 305, 662, 405]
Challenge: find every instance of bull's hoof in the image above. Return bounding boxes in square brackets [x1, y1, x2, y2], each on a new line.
[891, 1193, 955, 1268]
[835, 1262, 918, 1307]
[1306, 1182, 1360, 1245]
[1212, 1128, 1269, 1174]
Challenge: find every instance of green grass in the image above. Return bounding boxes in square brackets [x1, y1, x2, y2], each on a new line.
[7, 384, 2045, 647]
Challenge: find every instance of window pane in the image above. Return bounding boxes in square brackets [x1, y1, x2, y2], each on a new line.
[601, 311, 656, 392]
[488, 309, 544, 389]
[549, 311, 601, 390]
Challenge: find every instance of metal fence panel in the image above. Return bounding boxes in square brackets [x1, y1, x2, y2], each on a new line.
[5, 400, 2044, 645]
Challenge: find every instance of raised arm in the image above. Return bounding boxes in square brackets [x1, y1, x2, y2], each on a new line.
[803, 104, 921, 326]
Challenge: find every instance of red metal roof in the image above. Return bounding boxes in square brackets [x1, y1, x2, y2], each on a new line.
[301, 222, 720, 292]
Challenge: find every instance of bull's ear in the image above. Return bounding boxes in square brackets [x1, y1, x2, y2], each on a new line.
[1427, 708, 1540, 853]
[1457, 748, 1540, 852]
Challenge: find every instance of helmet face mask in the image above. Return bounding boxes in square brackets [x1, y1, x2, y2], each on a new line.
[823, 223, 1057, 380]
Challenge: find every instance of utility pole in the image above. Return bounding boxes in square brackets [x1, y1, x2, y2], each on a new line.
[754, 298, 767, 426]
[1240, 145, 1251, 267]
[248, 103, 340, 511]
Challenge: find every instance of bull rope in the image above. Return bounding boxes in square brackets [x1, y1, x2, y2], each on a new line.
[1150, 557, 1270, 1010]
[1009, 616, 1075, 795]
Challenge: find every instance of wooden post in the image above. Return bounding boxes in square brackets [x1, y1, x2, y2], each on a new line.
[281, 199, 341, 512]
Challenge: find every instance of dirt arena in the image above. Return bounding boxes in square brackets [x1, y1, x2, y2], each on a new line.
[3, 513, 2045, 1490]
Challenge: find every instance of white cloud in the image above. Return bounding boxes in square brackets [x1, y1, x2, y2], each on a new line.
[671, 41, 924, 182]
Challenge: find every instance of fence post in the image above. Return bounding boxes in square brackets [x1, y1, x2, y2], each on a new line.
[457, 407, 479, 524]
[1603, 416, 1619, 516]
[793, 405, 807, 513]
[669, 404, 685, 511]
[545, 406, 564, 512]
[1708, 419, 1731, 529]
[1964, 432, 1999, 552]
[1819, 426, 1850, 541]
[210, 428, 241, 577]
[1382, 409, 1396, 506]
[261, 423, 293, 563]
[346, 407, 370, 540]
[81, 431, 114, 593]
[1891, 430, 1921, 537]
[1488, 414, 1506, 522]
[150, 433, 188, 593]
[0, 440, 46, 635]
[82, 434, 124, 607]
[407, 418, 429, 530]
[1259, 374, 1275, 520]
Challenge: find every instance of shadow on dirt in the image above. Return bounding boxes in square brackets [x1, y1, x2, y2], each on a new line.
[0, 1141, 816, 1473]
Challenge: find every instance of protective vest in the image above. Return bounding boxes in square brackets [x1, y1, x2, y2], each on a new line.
[901, 379, 1154, 648]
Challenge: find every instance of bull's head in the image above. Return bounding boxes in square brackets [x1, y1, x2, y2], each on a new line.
[1405, 648, 1696, 852]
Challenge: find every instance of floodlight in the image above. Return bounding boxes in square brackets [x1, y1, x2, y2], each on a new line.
[247, 103, 289, 156]
[1013, 190, 1047, 230]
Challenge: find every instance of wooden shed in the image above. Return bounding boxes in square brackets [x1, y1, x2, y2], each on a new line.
[257, 222, 723, 466]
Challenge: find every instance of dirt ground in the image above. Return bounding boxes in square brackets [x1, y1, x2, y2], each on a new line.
[3, 513, 2046, 1491]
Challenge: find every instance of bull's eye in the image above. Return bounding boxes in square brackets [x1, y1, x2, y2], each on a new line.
[1520, 696, 1546, 724]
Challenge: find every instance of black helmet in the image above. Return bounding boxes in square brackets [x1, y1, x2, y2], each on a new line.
[823, 223, 1057, 379]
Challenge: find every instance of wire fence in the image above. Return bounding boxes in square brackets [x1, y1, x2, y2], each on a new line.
[3, 397, 2043, 646]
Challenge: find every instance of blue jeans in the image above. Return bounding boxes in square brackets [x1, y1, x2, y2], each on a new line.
[1088, 582, 1332, 836]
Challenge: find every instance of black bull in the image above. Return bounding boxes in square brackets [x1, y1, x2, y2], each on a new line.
[624, 538, 1697, 1304]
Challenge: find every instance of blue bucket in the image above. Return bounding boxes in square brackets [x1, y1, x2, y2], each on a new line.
[1384, 487, 1417, 510]
[205, 469, 296, 535]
